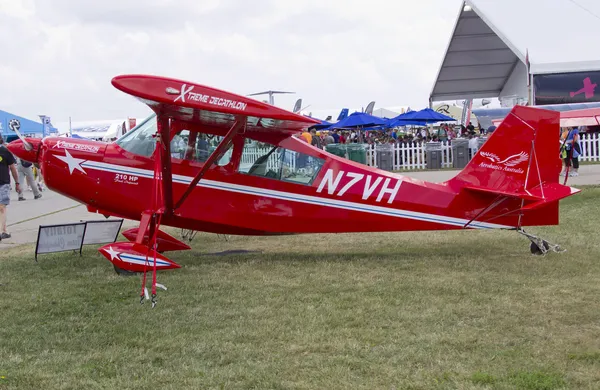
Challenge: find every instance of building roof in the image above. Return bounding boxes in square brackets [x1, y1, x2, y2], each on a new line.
[430, 0, 600, 102]
[0, 110, 44, 137]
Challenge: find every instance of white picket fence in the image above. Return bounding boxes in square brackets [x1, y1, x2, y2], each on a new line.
[240, 146, 297, 172]
[240, 133, 600, 171]
[580, 132, 600, 162]
[365, 132, 600, 170]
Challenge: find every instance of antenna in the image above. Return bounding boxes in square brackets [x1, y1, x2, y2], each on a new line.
[299, 104, 311, 113]
[247, 90, 295, 105]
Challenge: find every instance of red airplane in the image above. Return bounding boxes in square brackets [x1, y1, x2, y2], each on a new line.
[8, 75, 580, 278]
[570, 77, 597, 99]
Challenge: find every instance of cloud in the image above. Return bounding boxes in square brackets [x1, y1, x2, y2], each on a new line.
[0, 0, 458, 128]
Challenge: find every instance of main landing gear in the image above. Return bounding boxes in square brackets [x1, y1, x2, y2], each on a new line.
[114, 264, 137, 276]
[517, 228, 565, 256]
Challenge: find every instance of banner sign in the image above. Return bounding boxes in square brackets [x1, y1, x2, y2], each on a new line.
[35, 222, 87, 261]
[461, 99, 473, 126]
[35, 219, 124, 261]
[39, 115, 52, 137]
[82, 219, 123, 245]
[533, 71, 600, 105]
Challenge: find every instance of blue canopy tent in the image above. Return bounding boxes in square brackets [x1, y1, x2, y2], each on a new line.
[329, 112, 386, 129]
[396, 108, 456, 123]
[385, 118, 428, 127]
[308, 119, 334, 130]
[384, 110, 425, 128]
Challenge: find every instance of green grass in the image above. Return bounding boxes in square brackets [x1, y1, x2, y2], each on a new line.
[2, 188, 600, 389]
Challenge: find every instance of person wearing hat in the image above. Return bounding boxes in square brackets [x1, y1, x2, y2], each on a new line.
[0, 135, 21, 240]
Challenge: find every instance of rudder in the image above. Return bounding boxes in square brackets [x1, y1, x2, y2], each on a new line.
[447, 105, 562, 194]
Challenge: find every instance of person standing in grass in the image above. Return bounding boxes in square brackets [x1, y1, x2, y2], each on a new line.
[0, 135, 21, 241]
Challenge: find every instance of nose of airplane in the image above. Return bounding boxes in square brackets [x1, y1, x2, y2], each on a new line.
[7, 138, 42, 163]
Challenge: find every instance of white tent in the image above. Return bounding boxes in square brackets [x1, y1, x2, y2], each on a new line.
[372, 108, 401, 119]
[430, 0, 600, 103]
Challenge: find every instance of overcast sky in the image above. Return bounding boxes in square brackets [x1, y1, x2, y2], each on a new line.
[1, 0, 468, 127]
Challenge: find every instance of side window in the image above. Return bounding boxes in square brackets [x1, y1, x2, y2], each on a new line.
[239, 142, 282, 179]
[280, 149, 325, 185]
[239, 140, 324, 185]
[171, 131, 232, 167]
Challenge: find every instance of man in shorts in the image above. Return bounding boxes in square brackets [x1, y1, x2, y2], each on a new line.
[0, 135, 21, 241]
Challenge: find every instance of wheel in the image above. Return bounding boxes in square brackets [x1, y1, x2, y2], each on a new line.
[530, 240, 549, 255]
[113, 264, 138, 276]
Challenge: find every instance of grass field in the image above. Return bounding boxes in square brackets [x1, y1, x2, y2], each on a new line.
[1, 187, 600, 389]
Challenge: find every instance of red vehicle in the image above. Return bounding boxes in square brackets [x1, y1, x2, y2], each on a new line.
[8, 75, 579, 297]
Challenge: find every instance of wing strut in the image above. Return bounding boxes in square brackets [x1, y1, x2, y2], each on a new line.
[173, 116, 246, 210]
[157, 115, 174, 213]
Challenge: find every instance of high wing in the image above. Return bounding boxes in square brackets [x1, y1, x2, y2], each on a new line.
[111, 75, 318, 141]
[109, 74, 321, 265]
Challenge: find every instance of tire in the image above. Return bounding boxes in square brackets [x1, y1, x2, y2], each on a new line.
[530, 240, 549, 255]
[113, 264, 138, 276]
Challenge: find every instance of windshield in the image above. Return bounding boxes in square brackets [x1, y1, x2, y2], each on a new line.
[115, 114, 157, 157]
[115, 114, 233, 166]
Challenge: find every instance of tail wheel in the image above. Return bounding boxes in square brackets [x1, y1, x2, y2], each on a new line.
[530, 240, 549, 255]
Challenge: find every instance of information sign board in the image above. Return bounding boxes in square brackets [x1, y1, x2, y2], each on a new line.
[35, 222, 87, 261]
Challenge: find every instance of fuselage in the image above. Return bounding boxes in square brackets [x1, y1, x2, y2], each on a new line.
[8, 125, 558, 236]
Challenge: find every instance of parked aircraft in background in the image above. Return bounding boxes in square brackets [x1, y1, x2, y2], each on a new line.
[60, 118, 142, 142]
[247, 90, 295, 106]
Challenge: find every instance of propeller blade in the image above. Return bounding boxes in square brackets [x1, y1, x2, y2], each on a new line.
[8, 119, 33, 151]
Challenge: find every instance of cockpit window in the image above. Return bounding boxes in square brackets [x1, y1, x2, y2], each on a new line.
[239, 141, 324, 185]
[171, 130, 232, 166]
[115, 114, 157, 157]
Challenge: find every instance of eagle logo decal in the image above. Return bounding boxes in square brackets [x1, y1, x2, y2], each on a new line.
[480, 151, 529, 167]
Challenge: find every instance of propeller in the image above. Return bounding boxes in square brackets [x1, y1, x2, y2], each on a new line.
[8, 119, 33, 151]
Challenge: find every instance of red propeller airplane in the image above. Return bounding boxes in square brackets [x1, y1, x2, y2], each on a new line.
[8, 75, 580, 277]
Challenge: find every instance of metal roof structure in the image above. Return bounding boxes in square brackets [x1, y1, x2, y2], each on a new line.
[430, 0, 600, 103]
[0, 109, 55, 138]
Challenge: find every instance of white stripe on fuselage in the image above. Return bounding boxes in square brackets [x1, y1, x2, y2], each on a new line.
[78, 160, 511, 230]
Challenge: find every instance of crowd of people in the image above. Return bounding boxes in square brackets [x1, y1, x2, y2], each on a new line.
[297, 121, 490, 150]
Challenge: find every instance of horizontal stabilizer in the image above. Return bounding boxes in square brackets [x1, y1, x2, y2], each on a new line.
[463, 186, 543, 201]
[465, 182, 580, 212]
[122, 227, 191, 252]
[99, 242, 180, 273]
[518, 183, 581, 211]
